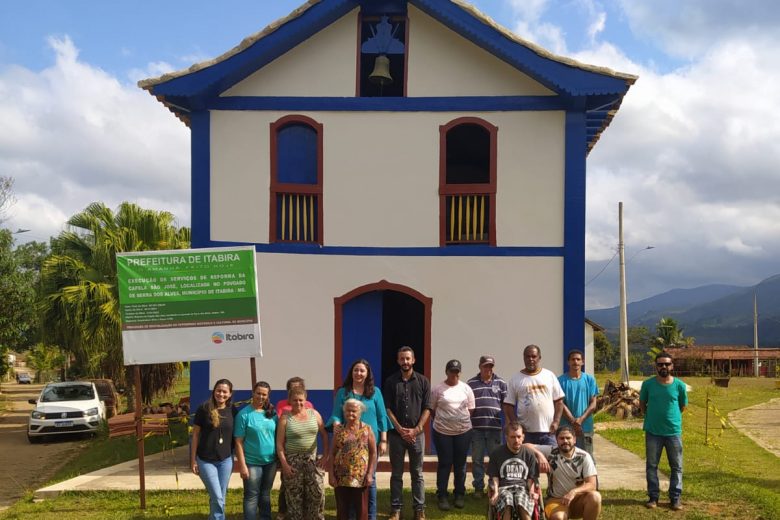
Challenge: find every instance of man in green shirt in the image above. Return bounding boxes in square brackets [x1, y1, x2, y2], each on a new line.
[639, 352, 688, 511]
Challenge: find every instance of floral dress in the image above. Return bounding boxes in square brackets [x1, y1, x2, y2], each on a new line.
[333, 422, 371, 487]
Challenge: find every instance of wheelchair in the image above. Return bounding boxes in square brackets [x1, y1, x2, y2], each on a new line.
[486, 480, 546, 520]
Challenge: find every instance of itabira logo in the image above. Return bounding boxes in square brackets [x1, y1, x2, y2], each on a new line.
[212, 332, 225, 344]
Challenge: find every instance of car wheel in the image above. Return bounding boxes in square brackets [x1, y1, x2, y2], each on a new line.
[27, 433, 40, 444]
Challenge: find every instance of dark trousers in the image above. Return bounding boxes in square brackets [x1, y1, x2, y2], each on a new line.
[432, 428, 473, 498]
[335, 486, 368, 520]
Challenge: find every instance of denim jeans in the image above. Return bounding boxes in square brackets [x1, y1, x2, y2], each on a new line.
[645, 433, 683, 501]
[432, 428, 473, 498]
[524, 431, 556, 447]
[389, 431, 426, 512]
[470, 429, 502, 491]
[197, 455, 233, 520]
[243, 461, 277, 520]
[577, 433, 595, 462]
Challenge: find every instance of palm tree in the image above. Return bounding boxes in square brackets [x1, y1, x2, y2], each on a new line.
[39, 202, 190, 403]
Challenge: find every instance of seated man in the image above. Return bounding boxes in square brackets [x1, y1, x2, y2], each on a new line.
[487, 422, 540, 520]
[529, 425, 601, 520]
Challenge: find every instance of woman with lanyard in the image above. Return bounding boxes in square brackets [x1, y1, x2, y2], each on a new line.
[191, 378, 235, 520]
[235, 381, 277, 520]
[276, 385, 330, 519]
[328, 358, 389, 520]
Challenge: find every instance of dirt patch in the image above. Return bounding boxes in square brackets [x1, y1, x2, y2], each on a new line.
[0, 382, 85, 510]
[728, 397, 780, 457]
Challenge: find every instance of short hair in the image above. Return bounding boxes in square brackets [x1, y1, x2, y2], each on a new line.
[555, 425, 576, 438]
[524, 344, 541, 356]
[397, 346, 414, 356]
[504, 421, 525, 435]
[655, 351, 673, 362]
[567, 349, 584, 360]
[288, 386, 307, 400]
[342, 398, 366, 414]
[286, 376, 305, 392]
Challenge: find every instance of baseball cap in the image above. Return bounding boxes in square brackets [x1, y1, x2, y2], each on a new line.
[479, 355, 495, 367]
[446, 359, 462, 372]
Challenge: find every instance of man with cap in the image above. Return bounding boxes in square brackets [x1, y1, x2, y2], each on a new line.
[430, 359, 475, 510]
[466, 355, 508, 499]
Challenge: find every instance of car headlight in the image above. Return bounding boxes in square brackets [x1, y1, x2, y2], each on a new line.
[85, 407, 99, 417]
[31, 410, 45, 419]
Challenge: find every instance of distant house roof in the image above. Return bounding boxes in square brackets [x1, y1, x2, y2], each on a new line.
[666, 346, 780, 361]
[585, 318, 605, 332]
[139, 0, 635, 153]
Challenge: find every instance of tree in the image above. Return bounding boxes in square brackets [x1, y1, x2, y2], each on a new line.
[25, 343, 65, 383]
[39, 202, 190, 403]
[0, 176, 14, 224]
[627, 326, 652, 349]
[594, 330, 616, 371]
[0, 229, 40, 353]
[647, 317, 694, 369]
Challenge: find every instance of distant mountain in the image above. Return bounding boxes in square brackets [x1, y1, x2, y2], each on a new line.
[586, 275, 780, 345]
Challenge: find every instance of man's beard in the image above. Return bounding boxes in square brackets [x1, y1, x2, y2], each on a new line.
[658, 368, 669, 377]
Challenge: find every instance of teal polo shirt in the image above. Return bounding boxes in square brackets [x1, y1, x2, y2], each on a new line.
[640, 377, 688, 436]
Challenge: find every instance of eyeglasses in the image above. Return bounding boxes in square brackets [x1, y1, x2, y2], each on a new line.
[656, 363, 672, 367]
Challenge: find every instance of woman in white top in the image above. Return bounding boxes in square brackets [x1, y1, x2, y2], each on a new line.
[431, 359, 475, 511]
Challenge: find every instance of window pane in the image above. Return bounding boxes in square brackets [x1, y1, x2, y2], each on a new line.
[277, 124, 318, 184]
[446, 124, 490, 184]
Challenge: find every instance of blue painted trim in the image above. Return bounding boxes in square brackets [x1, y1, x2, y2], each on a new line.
[189, 361, 211, 417]
[562, 110, 587, 373]
[358, 0, 407, 16]
[195, 241, 564, 257]
[410, 0, 631, 97]
[191, 111, 210, 248]
[209, 96, 565, 112]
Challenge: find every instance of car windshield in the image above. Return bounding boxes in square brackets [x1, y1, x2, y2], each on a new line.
[41, 384, 95, 402]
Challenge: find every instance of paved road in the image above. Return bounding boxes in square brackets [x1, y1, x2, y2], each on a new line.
[0, 382, 84, 510]
[729, 397, 780, 457]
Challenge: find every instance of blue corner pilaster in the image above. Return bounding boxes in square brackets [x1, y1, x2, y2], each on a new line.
[563, 110, 587, 373]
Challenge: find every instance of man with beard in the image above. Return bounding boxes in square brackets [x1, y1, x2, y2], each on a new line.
[640, 352, 687, 511]
[487, 422, 539, 520]
[528, 426, 600, 520]
[503, 345, 565, 446]
[384, 346, 432, 520]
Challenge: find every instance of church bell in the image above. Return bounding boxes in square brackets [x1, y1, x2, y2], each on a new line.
[368, 54, 393, 86]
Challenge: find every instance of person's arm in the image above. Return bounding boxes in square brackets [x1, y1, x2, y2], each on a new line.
[578, 394, 598, 424]
[315, 410, 330, 469]
[190, 424, 201, 474]
[561, 475, 598, 505]
[328, 388, 346, 428]
[502, 402, 517, 423]
[365, 431, 377, 486]
[415, 408, 431, 437]
[276, 414, 294, 478]
[561, 402, 576, 423]
[373, 391, 389, 456]
[235, 437, 249, 479]
[489, 476, 501, 505]
[639, 382, 648, 415]
[328, 425, 339, 488]
[679, 382, 688, 414]
[550, 398, 564, 432]
[522, 443, 551, 474]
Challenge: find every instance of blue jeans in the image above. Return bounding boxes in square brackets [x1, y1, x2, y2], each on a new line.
[645, 433, 683, 501]
[197, 455, 233, 520]
[432, 429, 473, 498]
[524, 431, 556, 447]
[243, 461, 277, 520]
[389, 431, 426, 512]
[470, 429, 502, 491]
[577, 433, 595, 462]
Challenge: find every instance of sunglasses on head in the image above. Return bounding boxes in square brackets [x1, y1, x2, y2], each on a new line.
[656, 362, 672, 367]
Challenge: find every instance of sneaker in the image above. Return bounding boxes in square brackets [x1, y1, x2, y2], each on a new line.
[671, 499, 683, 511]
[473, 489, 485, 499]
[454, 495, 465, 508]
[414, 510, 426, 520]
[645, 500, 658, 509]
[388, 510, 401, 520]
[438, 496, 451, 511]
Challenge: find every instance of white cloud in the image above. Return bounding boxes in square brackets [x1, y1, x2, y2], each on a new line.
[0, 36, 190, 242]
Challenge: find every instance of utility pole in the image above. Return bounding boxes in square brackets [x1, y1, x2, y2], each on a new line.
[754, 292, 759, 377]
[619, 202, 629, 384]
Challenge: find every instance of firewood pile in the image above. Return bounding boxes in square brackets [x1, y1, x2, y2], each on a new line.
[596, 380, 643, 419]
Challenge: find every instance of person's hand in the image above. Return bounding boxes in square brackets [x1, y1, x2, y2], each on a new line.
[549, 420, 559, 433]
[281, 462, 295, 478]
[561, 489, 577, 505]
[573, 422, 584, 436]
[535, 453, 550, 474]
[328, 473, 336, 487]
[191, 462, 199, 475]
[316, 454, 329, 470]
[489, 489, 499, 505]
[239, 464, 249, 480]
[379, 439, 388, 456]
[365, 472, 374, 486]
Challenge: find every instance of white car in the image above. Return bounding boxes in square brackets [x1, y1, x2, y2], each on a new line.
[28, 381, 106, 443]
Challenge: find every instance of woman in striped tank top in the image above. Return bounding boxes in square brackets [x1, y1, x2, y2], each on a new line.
[276, 385, 330, 519]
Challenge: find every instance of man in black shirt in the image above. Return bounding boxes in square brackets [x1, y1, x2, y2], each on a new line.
[488, 422, 539, 520]
[384, 346, 432, 520]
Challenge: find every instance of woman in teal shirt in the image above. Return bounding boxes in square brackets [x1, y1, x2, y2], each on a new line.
[329, 358, 390, 519]
[235, 381, 277, 520]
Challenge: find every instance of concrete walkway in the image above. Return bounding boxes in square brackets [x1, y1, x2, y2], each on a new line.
[35, 433, 659, 498]
[728, 397, 780, 458]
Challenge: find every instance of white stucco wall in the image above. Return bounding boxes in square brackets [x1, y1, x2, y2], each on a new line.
[584, 322, 595, 375]
[407, 6, 555, 97]
[211, 253, 563, 390]
[209, 110, 565, 247]
[221, 9, 359, 97]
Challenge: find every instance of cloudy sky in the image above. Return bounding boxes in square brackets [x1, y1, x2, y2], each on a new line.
[1, 0, 778, 309]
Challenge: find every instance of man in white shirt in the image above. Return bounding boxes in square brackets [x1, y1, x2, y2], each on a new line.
[503, 345, 565, 446]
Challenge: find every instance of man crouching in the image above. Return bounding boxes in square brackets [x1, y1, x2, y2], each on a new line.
[530, 425, 601, 520]
[488, 422, 540, 520]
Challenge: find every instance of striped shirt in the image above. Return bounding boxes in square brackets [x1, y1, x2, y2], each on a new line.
[284, 409, 318, 455]
[467, 373, 507, 430]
